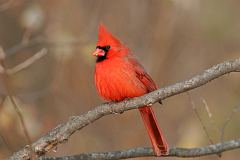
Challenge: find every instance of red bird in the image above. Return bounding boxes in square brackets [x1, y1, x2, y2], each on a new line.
[93, 24, 168, 156]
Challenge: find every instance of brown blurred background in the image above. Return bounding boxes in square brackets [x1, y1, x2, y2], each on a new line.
[0, 0, 240, 159]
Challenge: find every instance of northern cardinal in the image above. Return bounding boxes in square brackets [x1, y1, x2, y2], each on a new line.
[93, 24, 168, 156]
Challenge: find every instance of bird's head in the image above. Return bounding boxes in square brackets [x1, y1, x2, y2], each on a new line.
[92, 23, 128, 62]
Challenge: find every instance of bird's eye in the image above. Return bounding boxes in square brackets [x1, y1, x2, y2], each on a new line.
[105, 45, 110, 50]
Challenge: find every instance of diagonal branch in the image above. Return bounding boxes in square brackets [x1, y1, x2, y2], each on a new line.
[6, 48, 48, 75]
[40, 139, 240, 160]
[8, 58, 240, 160]
[0, 47, 32, 144]
[187, 93, 221, 158]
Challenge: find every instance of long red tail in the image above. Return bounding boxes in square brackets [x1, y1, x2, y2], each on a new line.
[139, 106, 168, 156]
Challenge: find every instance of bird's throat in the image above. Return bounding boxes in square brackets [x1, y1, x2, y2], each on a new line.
[96, 53, 107, 62]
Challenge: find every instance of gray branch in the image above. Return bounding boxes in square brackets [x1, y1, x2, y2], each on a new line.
[8, 58, 240, 160]
[40, 139, 240, 160]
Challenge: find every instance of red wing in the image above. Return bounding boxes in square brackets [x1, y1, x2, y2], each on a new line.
[128, 55, 157, 92]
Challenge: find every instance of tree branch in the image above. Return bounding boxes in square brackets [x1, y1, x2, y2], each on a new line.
[8, 58, 240, 160]
[0, 47, 32, 144]
[5, 36, 85, 58]
[6, 48, 48, 75]
[187, 93, 220, 157]
[40, 139, 240, 160]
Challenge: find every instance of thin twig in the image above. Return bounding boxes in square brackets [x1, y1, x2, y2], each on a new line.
[0, 47, 31, 144]
[8, 96, 32, 144]
[201, 98, 212, 118]
[220, 105, 240, 142]
[39, 139, 240, 160]
[6, 48, 48, 75]
[0, 96, 15, 152]
[0, 126, 14, 153]
[187, 93, 220, 158]
[0, 46, 48, 155]
[201, 97, 222, 139]
[21, 29, 32, 45]
[8, 58, 240, 160]
[5, 36, 44, 57]
[4, 36, 85, 58]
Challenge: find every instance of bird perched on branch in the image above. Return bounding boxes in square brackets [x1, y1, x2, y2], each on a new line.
[92, 24, 168, 156]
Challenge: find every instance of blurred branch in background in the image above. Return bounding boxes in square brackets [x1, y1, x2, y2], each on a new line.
[0, 34, 87, 153]
[220, 105, 240, 143]
[6, 48, 48, 75]
[5, 36, 86, 58]
[40, 139, 240, 160]
[187, 93, 220, 158]
[0, 46, 48, 148]
[0, 0, 17, 11]
[0, 46, 31, 144]
[0, 130, 13, 152]
[8, 58, 240, 160]
[4, 37, 44, 57]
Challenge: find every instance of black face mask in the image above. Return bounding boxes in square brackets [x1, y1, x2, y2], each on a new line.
[96, 45, 111, 62]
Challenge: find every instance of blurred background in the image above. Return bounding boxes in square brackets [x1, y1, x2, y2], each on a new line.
[0, 0, 240, 159]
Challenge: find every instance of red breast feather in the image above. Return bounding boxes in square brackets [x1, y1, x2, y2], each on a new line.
[95, 55, 148, 101]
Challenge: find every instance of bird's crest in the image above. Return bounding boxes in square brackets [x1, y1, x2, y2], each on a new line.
[97, 23, 121, 47]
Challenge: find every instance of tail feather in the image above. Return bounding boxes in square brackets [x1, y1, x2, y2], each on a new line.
[139, 106, 168, 156]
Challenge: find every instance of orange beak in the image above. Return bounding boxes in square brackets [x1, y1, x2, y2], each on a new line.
[92, 48, 105, 57]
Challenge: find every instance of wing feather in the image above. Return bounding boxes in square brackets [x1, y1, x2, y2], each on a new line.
[127, 55, 157, 92]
